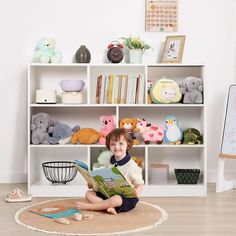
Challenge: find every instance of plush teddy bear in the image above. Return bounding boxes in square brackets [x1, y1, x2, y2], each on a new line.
[119, 118, 139, 145]
[31, 113, 58, 144]
[179, 76, 203, 104]
[92, 150, 113, 170]
[49, 123, 80, 145]
[34, 37, 62, 63]
[71, 128, 100, 144]
[99, 115, 116, 144]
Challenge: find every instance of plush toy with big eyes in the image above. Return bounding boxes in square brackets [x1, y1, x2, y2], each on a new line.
[107, 40, 124, 63]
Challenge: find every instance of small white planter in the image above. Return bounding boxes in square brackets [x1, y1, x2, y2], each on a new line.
[129, 49, 143, 64]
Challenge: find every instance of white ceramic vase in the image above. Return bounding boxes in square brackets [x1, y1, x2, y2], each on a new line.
[129, 49, 143, 64]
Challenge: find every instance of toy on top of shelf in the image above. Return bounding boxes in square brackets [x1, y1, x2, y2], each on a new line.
[31, 113, 59, 144]
[119, 118, 140, 145]
[183, 128, 203, 144]
[92, 150, 113, 170]
[179, 76, 203, 104]
[49, 123, 80, 145]
[34, 37, 62, 63]
[71, 128, 100, 144]
[99, 115, 116, 144]
[136, 118, 165, 144]
[164, 115, 182, 145]
[150, 77, 182, 104]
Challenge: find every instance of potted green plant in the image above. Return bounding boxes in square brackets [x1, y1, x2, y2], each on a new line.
[122, 35, 151, 63]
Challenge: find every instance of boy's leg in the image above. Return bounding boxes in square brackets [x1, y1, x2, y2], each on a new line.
[75, 195, 122, 214]
[85, 190, 104, 203]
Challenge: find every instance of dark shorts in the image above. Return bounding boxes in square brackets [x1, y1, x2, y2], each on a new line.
[96, 192, 139, 213]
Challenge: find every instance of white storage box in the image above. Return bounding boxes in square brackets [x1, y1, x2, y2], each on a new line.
[62, 92, 83, 104]
[36, 90, 57, 104]
[149, 164, 169, 184]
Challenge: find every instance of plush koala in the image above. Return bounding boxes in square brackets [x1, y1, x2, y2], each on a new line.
[179, 76, 203, 104]
[31, 113, 58, 144]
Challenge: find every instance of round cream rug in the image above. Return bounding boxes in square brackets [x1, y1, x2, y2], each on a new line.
[15, 198, 168, 235]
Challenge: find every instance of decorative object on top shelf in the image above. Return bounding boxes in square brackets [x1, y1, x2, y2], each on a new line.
[71, 128, 100, 144]
[122, 35, 151, 64]
[92, 150, 113, 170]
[174, 169, 200, 184]
[99, 115, 116, 144]
[164, 115, 182, 145]
[147, 80, 154, 104]
[49, 123, 80, 145]
[36, 90, 57, 104]
[31, 113, 59, 145]
[107, 40, 124, 63]
[136, 118, 165, 144]
[60, 80, 85, 92]
[119, 118, 139, 145]
[183, 128, 203, 145]
[178, 76, 203, 104]
[150, 77, 182, 104]
[42, 161, 77, 184]
[75, 45, 91, 63]
[60, 80, 85, 104]
[34, 37, 62, 63]
[162, 35, 185, 63]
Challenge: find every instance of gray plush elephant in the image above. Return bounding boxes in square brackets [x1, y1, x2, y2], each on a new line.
[179, 76, 203, 104]
[31, 113, 58, 144]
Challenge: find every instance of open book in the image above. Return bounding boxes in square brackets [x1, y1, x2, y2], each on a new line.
[74, 160, 136, 198]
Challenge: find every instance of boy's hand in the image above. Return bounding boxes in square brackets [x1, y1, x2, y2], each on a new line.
[134, 184, 144, 198]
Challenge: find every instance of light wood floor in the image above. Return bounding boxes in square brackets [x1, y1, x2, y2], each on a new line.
[0, 183, 235, 236]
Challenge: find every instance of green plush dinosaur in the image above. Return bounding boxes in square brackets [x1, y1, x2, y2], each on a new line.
[183, 128, 203, 144]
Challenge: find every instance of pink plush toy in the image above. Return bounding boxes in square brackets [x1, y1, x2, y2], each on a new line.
[99, 115, 116, 144]
[136, 118, 165, 144]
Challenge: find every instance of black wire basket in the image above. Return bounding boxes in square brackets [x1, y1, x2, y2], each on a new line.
[42, 161, 77, 184]
[174, 169, 200, 184]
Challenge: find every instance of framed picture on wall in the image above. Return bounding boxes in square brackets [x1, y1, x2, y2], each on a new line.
[162, 35, 186, 63]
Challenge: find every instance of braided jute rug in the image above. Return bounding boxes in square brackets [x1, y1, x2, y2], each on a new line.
[15, 198, 168, 235]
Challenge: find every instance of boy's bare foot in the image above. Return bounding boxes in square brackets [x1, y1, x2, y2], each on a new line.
[75, 201, 92, 211]
[107, 207, 117, 215]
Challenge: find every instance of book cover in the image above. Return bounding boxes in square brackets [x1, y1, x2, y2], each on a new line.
[75, 160, 136, 198]
[30, 205, 80, 219]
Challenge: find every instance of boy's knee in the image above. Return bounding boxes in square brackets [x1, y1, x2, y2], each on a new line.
[110, 195, 122, 207]
[85, 190, 94, 201]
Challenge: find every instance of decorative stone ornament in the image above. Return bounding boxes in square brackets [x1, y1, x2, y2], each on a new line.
[76, 45, 91, 63]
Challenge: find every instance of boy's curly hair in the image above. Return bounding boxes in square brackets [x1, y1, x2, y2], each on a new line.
[105, 128, 133, 151]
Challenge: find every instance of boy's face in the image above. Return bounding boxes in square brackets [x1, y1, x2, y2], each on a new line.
[109, 135, 128, 159]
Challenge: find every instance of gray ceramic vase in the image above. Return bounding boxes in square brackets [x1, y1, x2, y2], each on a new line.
[76, 45, 91, 63]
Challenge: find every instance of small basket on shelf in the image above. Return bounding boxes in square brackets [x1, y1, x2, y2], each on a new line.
[42, 161, 77, 184]
[174, 169, 200, 184]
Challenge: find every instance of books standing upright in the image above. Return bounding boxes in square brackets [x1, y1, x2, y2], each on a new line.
[75, 160, 136, 198]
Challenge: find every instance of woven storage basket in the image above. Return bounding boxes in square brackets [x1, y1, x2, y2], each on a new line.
[174, 169, 200, 184]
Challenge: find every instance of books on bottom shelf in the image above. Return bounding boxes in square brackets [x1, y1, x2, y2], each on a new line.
[95, 74, 145, 104]
[74, 160, 136, 198]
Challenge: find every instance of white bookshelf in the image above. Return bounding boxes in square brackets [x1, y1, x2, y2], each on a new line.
[28, 63, 206, 197]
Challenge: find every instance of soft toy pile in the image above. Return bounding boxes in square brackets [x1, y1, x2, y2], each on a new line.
[34, 37, 62, 63]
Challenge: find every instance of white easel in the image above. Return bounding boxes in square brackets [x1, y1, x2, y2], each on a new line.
[216, 85, 236, 193]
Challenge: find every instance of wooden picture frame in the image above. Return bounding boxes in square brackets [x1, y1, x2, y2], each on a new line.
[162, 35, 185, 63]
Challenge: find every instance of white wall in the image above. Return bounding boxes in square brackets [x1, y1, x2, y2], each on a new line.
[0, 0, 235, 183]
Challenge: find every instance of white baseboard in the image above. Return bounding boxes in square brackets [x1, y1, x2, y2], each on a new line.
[0, 171, 27, 183]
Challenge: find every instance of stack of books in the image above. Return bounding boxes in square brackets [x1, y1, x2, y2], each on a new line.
[95, 74, 145, 104]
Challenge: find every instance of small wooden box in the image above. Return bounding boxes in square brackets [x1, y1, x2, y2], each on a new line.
[149, 164, 169, 184]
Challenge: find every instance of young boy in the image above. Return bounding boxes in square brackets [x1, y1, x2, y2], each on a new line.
[75, 128, 144, 214]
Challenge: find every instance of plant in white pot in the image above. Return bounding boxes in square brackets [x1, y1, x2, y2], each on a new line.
[122, 35, 151, 64]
